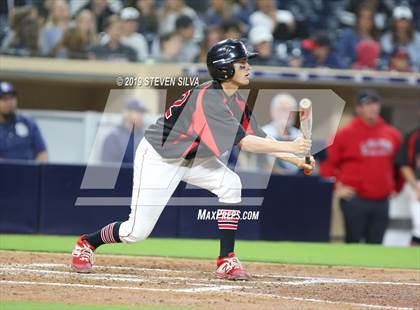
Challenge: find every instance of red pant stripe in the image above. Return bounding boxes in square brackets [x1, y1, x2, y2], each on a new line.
[218, 225, 238, 230]
[102, 226, 110, 243]
[107, 223, 115, 243]
[100, 226, 107, 243]
[218, 220, 239, 224]
[218, 224, 238, 230]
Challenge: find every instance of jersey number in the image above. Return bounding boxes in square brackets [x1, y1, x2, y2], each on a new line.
[165, 90, 192, 119]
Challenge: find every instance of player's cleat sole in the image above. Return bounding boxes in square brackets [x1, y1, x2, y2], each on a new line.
[71, 264, 93, 273]
[215, 271, 251, 281]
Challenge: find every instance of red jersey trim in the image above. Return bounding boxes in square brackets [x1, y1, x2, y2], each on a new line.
[192, 83, 221, 157]
[235, 96, 254, 135]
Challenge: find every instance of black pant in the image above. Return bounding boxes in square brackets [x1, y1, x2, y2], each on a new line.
[340, 196, 389, 244]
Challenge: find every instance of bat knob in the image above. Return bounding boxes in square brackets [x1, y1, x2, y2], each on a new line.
[304, 168, 313, 176]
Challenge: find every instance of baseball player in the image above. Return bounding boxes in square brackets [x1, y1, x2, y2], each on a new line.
[395, 106, 420, 245]
[71, 39, 314, 280]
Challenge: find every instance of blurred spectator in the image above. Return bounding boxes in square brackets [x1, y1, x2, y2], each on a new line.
[158, 0, 203, 42]
[204, 0, 234, 26]
[135, 0, 158, 34]
[352, 39, 381, 70]
[101, 7, 149, 62]
[102, 99, 148, 164]
[248, 26, 281, 66]
[301, 33, 345, 69]
[283, 0, 340, 34]
[198, 26, 222, 63]
[74, 0, 114, 33]
[320, 90, 402, 244]
[89, 15, 137, 62]
[119, 7, 148, 62]
[380, 6, 420, 71]
[340, 0, 393, 32]
[395, 106, 420, 246]
[259, 93, 300, 174]
[71, 0, 122, 17]
[33, 0, 55, 23]
[0, 81, 48, 161]
[175, 15, 200, 63]
[250, 0, 294, 34]
[1, 5, 41, 57]
[388, 47, 412, 72]
[134, 0, 159, 50]
[288, 46, 303, 68]
[251, 0, 302, 43]
[39, 0, 70, 56]
[156, 32, 182, 63]
[51, 9, 97, 59]
[221, 19, 243, 40]
[336, 4, 379, 68]
[79, 0, 115, 33]
[232, 0, 253, 29]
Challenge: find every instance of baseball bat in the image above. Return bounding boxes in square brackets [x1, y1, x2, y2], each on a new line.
[299, 98, 313, 175]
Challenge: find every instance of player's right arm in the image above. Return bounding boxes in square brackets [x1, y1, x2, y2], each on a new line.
[197, 91, 310, 157]
[238, 135, 311, 156]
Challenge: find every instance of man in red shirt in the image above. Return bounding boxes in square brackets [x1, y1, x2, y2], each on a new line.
[320, 90, 402, 244]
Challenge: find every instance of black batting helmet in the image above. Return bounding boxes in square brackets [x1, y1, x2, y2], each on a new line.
[206, 39, 257, 81]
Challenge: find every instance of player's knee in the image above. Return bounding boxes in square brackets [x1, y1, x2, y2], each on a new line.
[219, 172, 242, 204]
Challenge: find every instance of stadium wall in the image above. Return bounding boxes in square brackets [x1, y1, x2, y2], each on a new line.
[0, 161, 333, 242]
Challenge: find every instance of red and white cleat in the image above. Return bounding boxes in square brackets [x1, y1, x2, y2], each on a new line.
[215, 252, 251, 280]
[71, 234, 95, 273]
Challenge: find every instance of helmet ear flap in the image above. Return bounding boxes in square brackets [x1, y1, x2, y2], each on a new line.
[218, 63, 235, 81]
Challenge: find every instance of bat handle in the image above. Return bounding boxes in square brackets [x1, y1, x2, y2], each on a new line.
[303, 155, 313, 176]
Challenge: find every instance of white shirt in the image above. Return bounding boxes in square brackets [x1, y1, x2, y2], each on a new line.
[121, 33, 149, 62]
[250, 10, 294, 32]
[100, 32, 149, 62]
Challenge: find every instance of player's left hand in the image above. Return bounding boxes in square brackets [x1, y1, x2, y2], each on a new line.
[298, 156, 316, 172]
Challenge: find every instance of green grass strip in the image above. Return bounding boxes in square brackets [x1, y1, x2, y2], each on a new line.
[0, 234, 419, 269]
[0, 301, 196, 310]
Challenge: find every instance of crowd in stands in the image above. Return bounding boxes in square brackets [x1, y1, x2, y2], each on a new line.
[0, 0, 419, 71]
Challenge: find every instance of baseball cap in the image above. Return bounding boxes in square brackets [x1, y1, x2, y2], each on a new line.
[249, 26, 273, 45]
[357, 90, 380, 105]
[391, 47, 410, 59]
[302, 33, 331, 51]
[124, 99, 148, 112]
[0, 81, 16, 97]
[120, 7, 139, 21]
[175, 15, 193, 29]
[393, 6, 412, 20]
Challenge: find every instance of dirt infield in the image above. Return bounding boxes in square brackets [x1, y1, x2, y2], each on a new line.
[0, 251, 419, 310]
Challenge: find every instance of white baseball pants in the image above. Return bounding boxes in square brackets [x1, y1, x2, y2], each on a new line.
[407, 181, 420, 239]
[119, 138, 242, 243]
